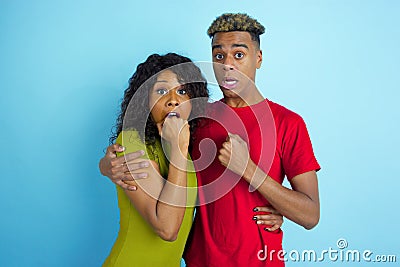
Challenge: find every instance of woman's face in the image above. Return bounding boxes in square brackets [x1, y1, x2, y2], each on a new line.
[148, 70, 192, 124]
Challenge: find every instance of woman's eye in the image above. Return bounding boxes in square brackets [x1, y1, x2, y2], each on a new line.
[156, 89, 168, 95]
[235, 52, 244, 59]
[215, 54, 224, 60]
[177, 88, 187, 95]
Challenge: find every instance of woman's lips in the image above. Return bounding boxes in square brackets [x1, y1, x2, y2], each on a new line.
[166, 111, 180, 118]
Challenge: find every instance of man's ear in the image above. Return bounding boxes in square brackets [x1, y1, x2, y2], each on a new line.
[256, 50, 263, 69]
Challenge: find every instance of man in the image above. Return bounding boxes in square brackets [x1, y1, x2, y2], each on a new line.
[100, 13, 320, 266]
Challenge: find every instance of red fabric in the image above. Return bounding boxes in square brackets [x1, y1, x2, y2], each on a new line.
[184, 99, 320, 267]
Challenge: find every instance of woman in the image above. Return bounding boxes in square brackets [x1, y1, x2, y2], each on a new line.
[103, 53, 206, 266]
[103, 53, 282, 266]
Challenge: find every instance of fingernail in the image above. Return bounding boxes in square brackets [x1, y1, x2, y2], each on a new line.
[130, 186, 137, 191]
[120, 146, 125, 151]
[252, 216, 258, 220]
[139, 150, 145, 155]
[139, 173, 147, 178]
[264, 227, 270, 231]
[142, 162, 149, 167]
[257, 221, 262, 224]
[253, 207, 259, 212]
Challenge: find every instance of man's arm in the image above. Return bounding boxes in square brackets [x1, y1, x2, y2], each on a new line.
[247, 167, 319, 230]
[218, 133, 320, 229]
[99, 144, 150, 190]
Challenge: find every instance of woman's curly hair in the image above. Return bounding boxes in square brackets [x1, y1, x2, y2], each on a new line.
[110, 53, 209, 148]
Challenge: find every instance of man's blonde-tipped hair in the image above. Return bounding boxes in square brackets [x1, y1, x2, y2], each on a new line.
[207, 13, 265, 40]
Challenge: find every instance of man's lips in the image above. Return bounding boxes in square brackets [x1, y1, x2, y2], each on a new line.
[221, 77, 238, 90]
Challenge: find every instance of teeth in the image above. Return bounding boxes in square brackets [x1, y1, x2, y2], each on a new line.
[224, 80, 237, 85]
[167, 112, 180, 118]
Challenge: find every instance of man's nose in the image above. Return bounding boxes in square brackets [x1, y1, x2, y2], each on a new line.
[223, 56, 234, 71]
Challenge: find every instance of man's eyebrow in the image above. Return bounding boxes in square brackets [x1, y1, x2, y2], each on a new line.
[212, 44, 222, 50]
[212, 44, 249, 50]
[232, 43, 249, 49]
[154, 80, 168, 83]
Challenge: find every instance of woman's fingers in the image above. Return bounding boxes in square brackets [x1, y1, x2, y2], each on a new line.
[156, 122, 163, 137]
[252, 206, 284, 231]
[253, 214, 282, 223]
[253, 206, 281, 215]
[252, 214, 283, 231]
[266, 224, 281, 232]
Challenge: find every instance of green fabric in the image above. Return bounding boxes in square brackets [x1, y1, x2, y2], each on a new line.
[103, 131, 197, 267]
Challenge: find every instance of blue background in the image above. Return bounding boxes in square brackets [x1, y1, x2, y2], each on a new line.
[1, 0, 399, 266]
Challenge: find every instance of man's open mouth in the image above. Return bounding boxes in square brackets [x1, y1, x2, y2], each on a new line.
[221, 77, 238, 89]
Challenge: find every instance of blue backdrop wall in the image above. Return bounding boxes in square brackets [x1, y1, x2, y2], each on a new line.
[1, 0, 399, 266]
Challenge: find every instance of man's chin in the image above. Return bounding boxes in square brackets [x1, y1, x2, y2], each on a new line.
[220, 86, 240, 97]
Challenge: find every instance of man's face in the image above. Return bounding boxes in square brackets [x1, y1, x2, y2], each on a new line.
[211, 31, 262, 97]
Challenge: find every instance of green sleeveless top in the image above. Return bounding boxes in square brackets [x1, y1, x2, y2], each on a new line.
[103, 131, 197, 267]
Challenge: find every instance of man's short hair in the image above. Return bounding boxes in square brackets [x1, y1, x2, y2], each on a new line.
[207, 13, 265, 47]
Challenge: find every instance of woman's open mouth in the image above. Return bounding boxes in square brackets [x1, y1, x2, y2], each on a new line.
[166, 111, 180, 118]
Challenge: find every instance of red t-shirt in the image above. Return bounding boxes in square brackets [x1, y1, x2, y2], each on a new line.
[184, 99, 321, 267]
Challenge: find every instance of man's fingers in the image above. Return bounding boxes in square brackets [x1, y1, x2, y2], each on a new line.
[112, 172, 148, 181]
[124, 150, 146, 162]
[115, 179, 129, 189]
[109, 151, 145, 168]
[106, 143, 124, 156]
[115, 180, 137, 191]
[109, 165, 148, 181]
[113, 159, 149, 174]
[125, 160, 150, 171]
[127, 172, 148, 180]
[109, 172, 129, 181]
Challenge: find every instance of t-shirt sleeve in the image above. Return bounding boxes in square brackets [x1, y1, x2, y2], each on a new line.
[115, 130, 153, 161]
[282, 114, 321, 180]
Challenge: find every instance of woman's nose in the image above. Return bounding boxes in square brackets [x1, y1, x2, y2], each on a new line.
[166, 93, 180, 107]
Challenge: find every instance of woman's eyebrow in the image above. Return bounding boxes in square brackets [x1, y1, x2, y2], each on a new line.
[154, 80, 168, 83]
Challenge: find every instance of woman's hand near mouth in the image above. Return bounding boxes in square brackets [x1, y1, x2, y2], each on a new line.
[157, 112, 190, 150]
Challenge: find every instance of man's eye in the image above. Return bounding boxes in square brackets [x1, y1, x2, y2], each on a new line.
[177, 88, 187, 95]
[215, 54, 224, 60]
[156, 89, 168, 95]
[235, 52, 244, 59]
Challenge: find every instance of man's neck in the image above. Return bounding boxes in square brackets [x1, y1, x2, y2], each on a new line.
[223, 90, 264, 108]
